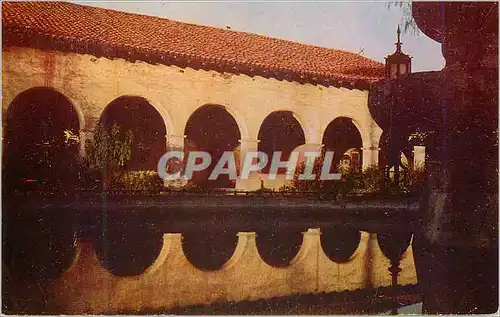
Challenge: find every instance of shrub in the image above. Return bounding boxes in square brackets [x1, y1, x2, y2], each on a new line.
[358, 165, 385, 193]
[182, 181, 208, 193]
[254, 188, 274, 194]
[84, 123, 133, 188]
[292, 150, 426, 199]
[113, 170, 164, 191]
[278, 184, 296, 192]
[292, 149, 343, 200]
[400, 165, 426, 196]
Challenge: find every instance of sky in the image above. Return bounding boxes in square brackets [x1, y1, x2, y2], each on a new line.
[74, 1, 446, 72]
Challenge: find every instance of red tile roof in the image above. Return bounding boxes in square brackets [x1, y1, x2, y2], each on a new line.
[2, 1, 384, 89]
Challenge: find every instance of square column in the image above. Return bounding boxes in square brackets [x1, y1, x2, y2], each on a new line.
[166, 134, 185, 152]
[413, 146, 426, 170]
[78, 117, 99, 160]
[79, 129, 92, 159]
[163, 134, 187, 188]
[362, 146, 380, 170]
[236, 139, 261, 191]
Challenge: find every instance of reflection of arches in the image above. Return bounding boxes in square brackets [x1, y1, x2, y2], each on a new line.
[320, 228, 361, 263]
[322, 117, 363, 172]
[377, 231, 412, 262]
[3, 208, 77, 281]
[3, 87, 81, 192]
[94, 222, 163, 276]
[182, 231, 238, 271]
[258, 111, 306, 174]
[256, 230, 302, 267]
[184, 104, 241, 188]
[99, 96, 167, 171]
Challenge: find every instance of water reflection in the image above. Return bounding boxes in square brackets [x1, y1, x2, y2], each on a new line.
[320, 227, 361, 263]
[182, 230, 238, 271]
[256, 230, 302, 267]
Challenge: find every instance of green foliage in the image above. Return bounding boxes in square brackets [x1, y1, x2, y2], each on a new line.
[292, 150, 425, 199]
[63, 129, 80, 145]
[337, 166, 363, 196]
[292, 149, 343, 200]
[84, 123, 133, 178]
[388, 1, 419, 35]
[182, 181, 208, 193]
[278, 184, 296, 192]
[113, 170, 164, 191]
[400, 164, 425, 196]
[254, 187, 274, 194]
[356, 165, 386, 193]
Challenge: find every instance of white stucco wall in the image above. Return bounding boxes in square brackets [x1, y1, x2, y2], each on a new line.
[2, 46, 383, 180]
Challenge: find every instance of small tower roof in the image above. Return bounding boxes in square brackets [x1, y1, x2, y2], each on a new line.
[385, 25, 411, 63]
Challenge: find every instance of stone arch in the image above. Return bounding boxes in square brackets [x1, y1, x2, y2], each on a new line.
[98, 95, 168, 171]
[215, 104, 250, 141]
[322, 115, 368, 147]
[5, 86, 85, 132]
[257, 110, 306, 174]
[184, 104, 242, 188]
[369, 122, 384, 149]
[3, 86, 82, 193]
[322, 116, 363, 172]
[266, 108, 314, 143]
[99, 94, 174, 141]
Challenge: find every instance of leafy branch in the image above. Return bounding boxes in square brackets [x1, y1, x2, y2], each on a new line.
[388, 1, 420, 35]
[84, 123, 133, 184]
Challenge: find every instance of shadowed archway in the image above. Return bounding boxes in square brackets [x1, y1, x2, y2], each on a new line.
[322, 117, 363, 172]
[184, 104, 241, 189]
[99, 96, 167, 171]
[3, 87, 80, 284]
[258, 111, 306, 174]
[3, 87, 81, 193]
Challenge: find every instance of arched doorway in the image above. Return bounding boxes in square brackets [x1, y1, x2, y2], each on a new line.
[258, 111, 305, 174]
[322, 117, 363, 172]
[3, 87, 81, 193]
[184, 104, 241, 189]
[99, 96, 167, 171]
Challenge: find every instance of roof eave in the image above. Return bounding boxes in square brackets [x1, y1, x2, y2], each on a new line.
[2, 26, 383, 91]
